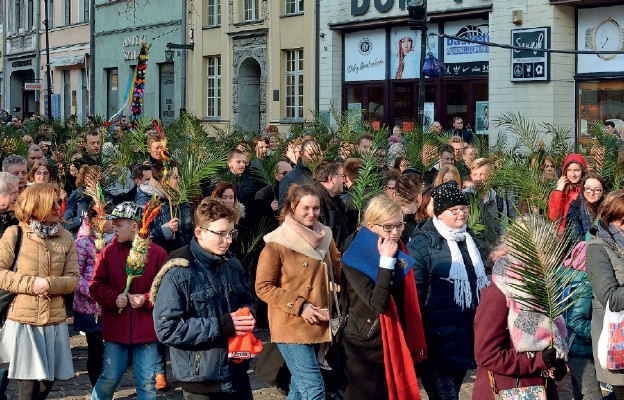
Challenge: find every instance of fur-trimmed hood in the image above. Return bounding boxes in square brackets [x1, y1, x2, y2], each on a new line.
[150, 247, 192, 303]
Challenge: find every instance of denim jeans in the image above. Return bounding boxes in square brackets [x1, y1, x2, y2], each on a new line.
[276, 343, 325, 400]
[91, 341, 158, 400]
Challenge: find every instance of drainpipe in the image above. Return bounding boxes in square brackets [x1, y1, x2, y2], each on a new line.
[35, 0, 41, 114]
[89, 0, 95, 117]
[44, 0, 52, 119]
[180, 0, 187, 114]
[314, 0, 320, 115]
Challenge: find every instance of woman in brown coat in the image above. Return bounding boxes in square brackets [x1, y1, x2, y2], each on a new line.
[256, 184, 341, 400]
[0, 183, 79, 399]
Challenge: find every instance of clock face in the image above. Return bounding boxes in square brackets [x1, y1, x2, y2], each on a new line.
[594, 18, 622, 60]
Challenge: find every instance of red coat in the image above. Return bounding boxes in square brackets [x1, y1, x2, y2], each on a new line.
[90, 236, 168, 344]
[472, 285, 559, 400]
[548, 187, 580, 234]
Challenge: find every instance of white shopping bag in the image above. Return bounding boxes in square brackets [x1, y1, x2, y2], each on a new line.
[598, 300, 624, 370]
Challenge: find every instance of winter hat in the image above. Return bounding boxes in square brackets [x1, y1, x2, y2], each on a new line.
[561, 153, 587, 176]
[431, 181, 468, 216]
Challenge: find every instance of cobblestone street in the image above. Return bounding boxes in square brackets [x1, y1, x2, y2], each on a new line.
[1, 322, 579, 399]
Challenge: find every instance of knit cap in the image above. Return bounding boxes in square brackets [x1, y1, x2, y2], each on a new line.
[431, 181, 469, 216]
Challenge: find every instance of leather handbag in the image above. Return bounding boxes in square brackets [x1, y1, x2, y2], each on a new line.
[488, 371, 546, 400]
[324, 257, 344, 340]
[0, 226, 22, 327]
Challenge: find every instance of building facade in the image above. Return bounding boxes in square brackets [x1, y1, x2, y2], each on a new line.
[186, 0, 316, 134]
[93, 0, 184, 124]
[317, 0, 624, 148]
[41, 0, 92, 122]
[3, 0, 40, 118]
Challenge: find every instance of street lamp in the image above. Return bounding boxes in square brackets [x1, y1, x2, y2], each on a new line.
[407, 0, 427, 129]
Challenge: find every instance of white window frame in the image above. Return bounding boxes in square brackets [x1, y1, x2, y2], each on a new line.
[206, 56, 221, 118]
[285, 0, 303, 15]
[64, 0, 70, 25]
[242, 0, 258, 22]
[207, 0, 220, 26]
[285, 49, 304, 120]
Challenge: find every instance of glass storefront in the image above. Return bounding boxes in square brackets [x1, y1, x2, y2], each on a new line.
[577, 80, 624, 143]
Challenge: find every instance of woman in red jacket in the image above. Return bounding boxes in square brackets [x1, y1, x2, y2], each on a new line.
[548, 154, 587, 234]
[473, 242, 568, 400]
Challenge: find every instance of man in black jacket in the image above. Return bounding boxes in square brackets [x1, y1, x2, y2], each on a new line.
[278, 139, 319, 208]
[255, 161, 291, 229]
[314, 160, 349, 250]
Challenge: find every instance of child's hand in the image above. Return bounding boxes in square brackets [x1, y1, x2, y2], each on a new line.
[128, 294, 146, 308]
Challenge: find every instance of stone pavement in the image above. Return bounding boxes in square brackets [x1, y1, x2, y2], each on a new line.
[2, 323, 578, 399]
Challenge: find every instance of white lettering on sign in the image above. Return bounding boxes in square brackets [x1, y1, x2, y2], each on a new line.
[123, 35, 148, 47]
[514, 33, 545, 55]
[124, 50, 139, 61]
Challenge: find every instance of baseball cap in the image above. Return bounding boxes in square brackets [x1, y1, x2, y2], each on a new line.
[105, 202, 143, 222]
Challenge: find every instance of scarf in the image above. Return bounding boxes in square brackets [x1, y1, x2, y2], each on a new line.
[284, 214, 325, 249]
[597, 222, 624, 260]
[432, 217, 488, 309]
[342, 228, 426, 400]
[29, 220, 61, 239]
[492, 256, 569, 358]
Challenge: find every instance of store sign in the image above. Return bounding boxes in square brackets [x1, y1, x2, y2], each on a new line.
[577, 6, 624, 74]
[351, 0, 406, 16]
[511, 27, 550, 82]
[123, 34, 148, 61]
[12, 59, 32, 68]
[443, 19, 489, 76]
[23, 82, 42, 91]
[390, 25, 439, 79]
[344, 29, 386, 81]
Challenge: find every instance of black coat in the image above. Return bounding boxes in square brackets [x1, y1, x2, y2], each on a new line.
[316, 183, 349, 251]
[278, 160, 313, 209]
[254, 182, 280, 230]
[0, 212, 18, 238]
[406, 218, 479, 371]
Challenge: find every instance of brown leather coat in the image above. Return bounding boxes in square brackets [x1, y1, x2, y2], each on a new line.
[255, 223, 341, 344]
[0, 223, 79, 326]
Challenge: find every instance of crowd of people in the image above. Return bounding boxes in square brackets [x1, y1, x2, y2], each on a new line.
[0, 114, 623, 400]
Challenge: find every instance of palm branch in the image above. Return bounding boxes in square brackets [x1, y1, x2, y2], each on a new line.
[248, 154, 278, 187]
[177, 151, 227, 204]
[351, 132, 386, 223]
[503, 213, 586, 326]
[238, 216, 273, 270]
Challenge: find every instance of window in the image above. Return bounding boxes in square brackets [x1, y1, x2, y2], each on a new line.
[206, 56, 221, 118]
[48, 0, 54, 28]
[285, 0, 303, 15]
[27, 0, 32, 29]
[15, 0, 22, 31]
[63, 70, 71, 119]
[106, 68, 119, 119]
[242, 0, 258, 21]
[64, 0, 70, 25]
[83, 0, 90, 22]
[285, 49, 303, 119]
[207, 0, 220, 26]
[578, 80, 624, 148]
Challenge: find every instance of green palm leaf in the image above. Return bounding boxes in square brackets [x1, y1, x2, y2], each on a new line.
[503, 213, 585, 321]
[177, 151, 227, 204]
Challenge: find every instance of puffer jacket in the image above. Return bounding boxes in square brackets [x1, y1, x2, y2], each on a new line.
[136, 183, 194, 254]
[0, 223, 79, 326]
[73, 230, 100, 316]
[63, 187, 92, 235]
[564, 268, 594, 358]
[151, 241, 253, 386]
[406, 218, 480, 371]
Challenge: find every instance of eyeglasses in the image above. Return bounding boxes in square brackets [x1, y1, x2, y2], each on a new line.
[203, 229, 239, 240]
[584, 187, 604, 194]
[448, 206, 470, 216]
[375, 222, 405, 233]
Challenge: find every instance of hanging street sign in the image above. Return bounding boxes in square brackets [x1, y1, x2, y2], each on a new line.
[511, 27, 550, 82]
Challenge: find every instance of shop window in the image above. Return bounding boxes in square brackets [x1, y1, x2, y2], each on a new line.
[445, 83, 469, 130]
[207, 0, 220, 26]
[242, 0, 258, 21]
[578, 80, 624, 143]
[285, 49, 303, 120]
[285, 0, 303, 15]
[206, 56, 221, 118]
[106, 68, 118, 119]
[392, 83, 413, 126]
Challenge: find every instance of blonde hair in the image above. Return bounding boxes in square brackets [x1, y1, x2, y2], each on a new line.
[434, 165, 461, 187]
[14, 183, 59, 223]
[471, 157, 492, 171]
[362, 194, 403, 227]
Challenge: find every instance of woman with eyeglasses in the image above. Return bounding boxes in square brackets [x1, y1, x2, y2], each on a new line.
[152, 197, 255, 400]
[339, 194, 426, 399]
[407, 181, 488, 400]
[255, 184, 342, 400]
[586, 190, 624, 398]
[0, 183, 79, 399]
[565, 172, 607, 243]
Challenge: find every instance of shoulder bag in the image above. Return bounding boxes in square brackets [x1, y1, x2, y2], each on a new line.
[324, 256, 344, 340]
[488, 371, 546, 400]
[0, 226, 22, 327]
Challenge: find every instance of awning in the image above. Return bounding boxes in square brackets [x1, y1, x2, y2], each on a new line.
[50, 54, 85, 67]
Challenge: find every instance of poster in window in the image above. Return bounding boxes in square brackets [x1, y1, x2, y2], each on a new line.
[443, 19, 490, 76]
[423, 102, 434, 130]
[577, 6, 624, 74]
[344, 29, 386, 82]
[390, 25, 439, 80]
[476, 101, 489, 134]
